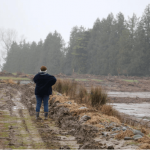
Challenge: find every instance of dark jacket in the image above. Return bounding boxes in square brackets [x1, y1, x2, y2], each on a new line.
[33, 72, 56, 96]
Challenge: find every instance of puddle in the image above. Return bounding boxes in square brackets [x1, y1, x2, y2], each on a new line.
[20, 80, 32, 84]
[111, 102, 150, 120]
[12, 92, 27, 110]
[108, 91, 150, 98]
[14, 80, 32, 84]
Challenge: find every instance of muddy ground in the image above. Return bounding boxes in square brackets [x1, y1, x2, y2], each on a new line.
[1, 83, 148, 149]
[0, 83, 80, 149]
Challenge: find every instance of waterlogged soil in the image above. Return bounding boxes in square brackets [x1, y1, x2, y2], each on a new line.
[0, 83, 143, 149]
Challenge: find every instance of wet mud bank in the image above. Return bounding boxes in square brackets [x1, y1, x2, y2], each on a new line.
[49, 97, 100, 149]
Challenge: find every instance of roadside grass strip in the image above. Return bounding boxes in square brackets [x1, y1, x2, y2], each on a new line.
[122, 79, 138, 83]
[0, 76, 30, 81]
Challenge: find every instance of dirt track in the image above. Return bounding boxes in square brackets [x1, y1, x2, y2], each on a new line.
[0, 83, 80, 149]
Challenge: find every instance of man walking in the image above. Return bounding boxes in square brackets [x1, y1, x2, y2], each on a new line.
[33, 66, 56, 120]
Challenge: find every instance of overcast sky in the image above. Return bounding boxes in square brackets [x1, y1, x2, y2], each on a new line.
[0, 0, 150, 44]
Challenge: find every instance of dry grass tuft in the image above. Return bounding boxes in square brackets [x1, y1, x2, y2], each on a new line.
[53, 79, 77, 98]
[141, 128, 150, 134]
[3, 79, 16, 84]
[53, 79, 108, 108]
[77, 85, 88, 103]
[90, 87, 107, 107]
[82, 112, 120, 125]
[95, 124, 105, 128]
[115, 130, 134, 140]
[140, 143, 150, 149]
[8, 79, 16, 84]
[138, 136, 150, 144]
[101, 104, 122, 120]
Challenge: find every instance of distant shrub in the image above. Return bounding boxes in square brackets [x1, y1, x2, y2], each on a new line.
[90, 87, 107, 107]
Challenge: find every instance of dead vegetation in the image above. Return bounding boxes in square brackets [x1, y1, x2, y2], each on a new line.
[115, 130, 134, 140]
[53, 79, 77, 98]
[1, 79, 16, 84]
[90, 87, 107, 107]
[140, 143, 150, 149]
[53, 79, 107, 107]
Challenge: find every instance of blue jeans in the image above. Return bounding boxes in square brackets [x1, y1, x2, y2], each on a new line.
[36, 95, 49, 112]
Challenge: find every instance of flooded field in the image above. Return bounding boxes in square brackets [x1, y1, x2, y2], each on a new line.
[111, 102, 150, 121]
[107, 92, 150, 122]
[108, 91, 150, 98]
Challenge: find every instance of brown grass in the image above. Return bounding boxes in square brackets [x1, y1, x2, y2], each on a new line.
[90, 87, 107, 107]
[53, 79, 77, 98]
[138, 136, 150, 144]
[2, 79, 16, 84]
[100, 104, 122, 121]
[77, 85, 88, 103]
[115, 130, 134, 140]
[53, 79, 108, 108]
[140, 143, 150, 149]
[141, 128, 150, 134]
[84, 112, 120, 125]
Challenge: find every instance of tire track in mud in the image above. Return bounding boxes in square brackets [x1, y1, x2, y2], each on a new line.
[0, 85, 45, 149]
[11, 90, 46, 149]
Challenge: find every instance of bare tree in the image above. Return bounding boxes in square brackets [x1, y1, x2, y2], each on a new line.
[0, 28, 17, 70]
[0, 28, 17, 55]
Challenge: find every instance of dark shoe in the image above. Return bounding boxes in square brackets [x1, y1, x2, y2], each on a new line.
[44, 112, 48, 120]
[36, 112, 39, 120]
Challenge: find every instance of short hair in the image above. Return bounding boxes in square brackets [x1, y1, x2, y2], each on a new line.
[40, 66, 47, 71]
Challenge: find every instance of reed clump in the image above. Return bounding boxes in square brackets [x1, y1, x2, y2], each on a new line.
[53, 79, 77, 98]
[77, 85, 88, 103]
[53, 79, 108, 106]
[90, 87, 107, 107]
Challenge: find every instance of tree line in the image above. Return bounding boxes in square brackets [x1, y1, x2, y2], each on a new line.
[2, 4, 150, 76]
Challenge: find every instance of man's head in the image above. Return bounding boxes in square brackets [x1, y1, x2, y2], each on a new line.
[40, 66, 47, 72]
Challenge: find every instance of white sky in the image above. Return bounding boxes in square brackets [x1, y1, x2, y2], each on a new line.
[0, 0, 149, 44]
